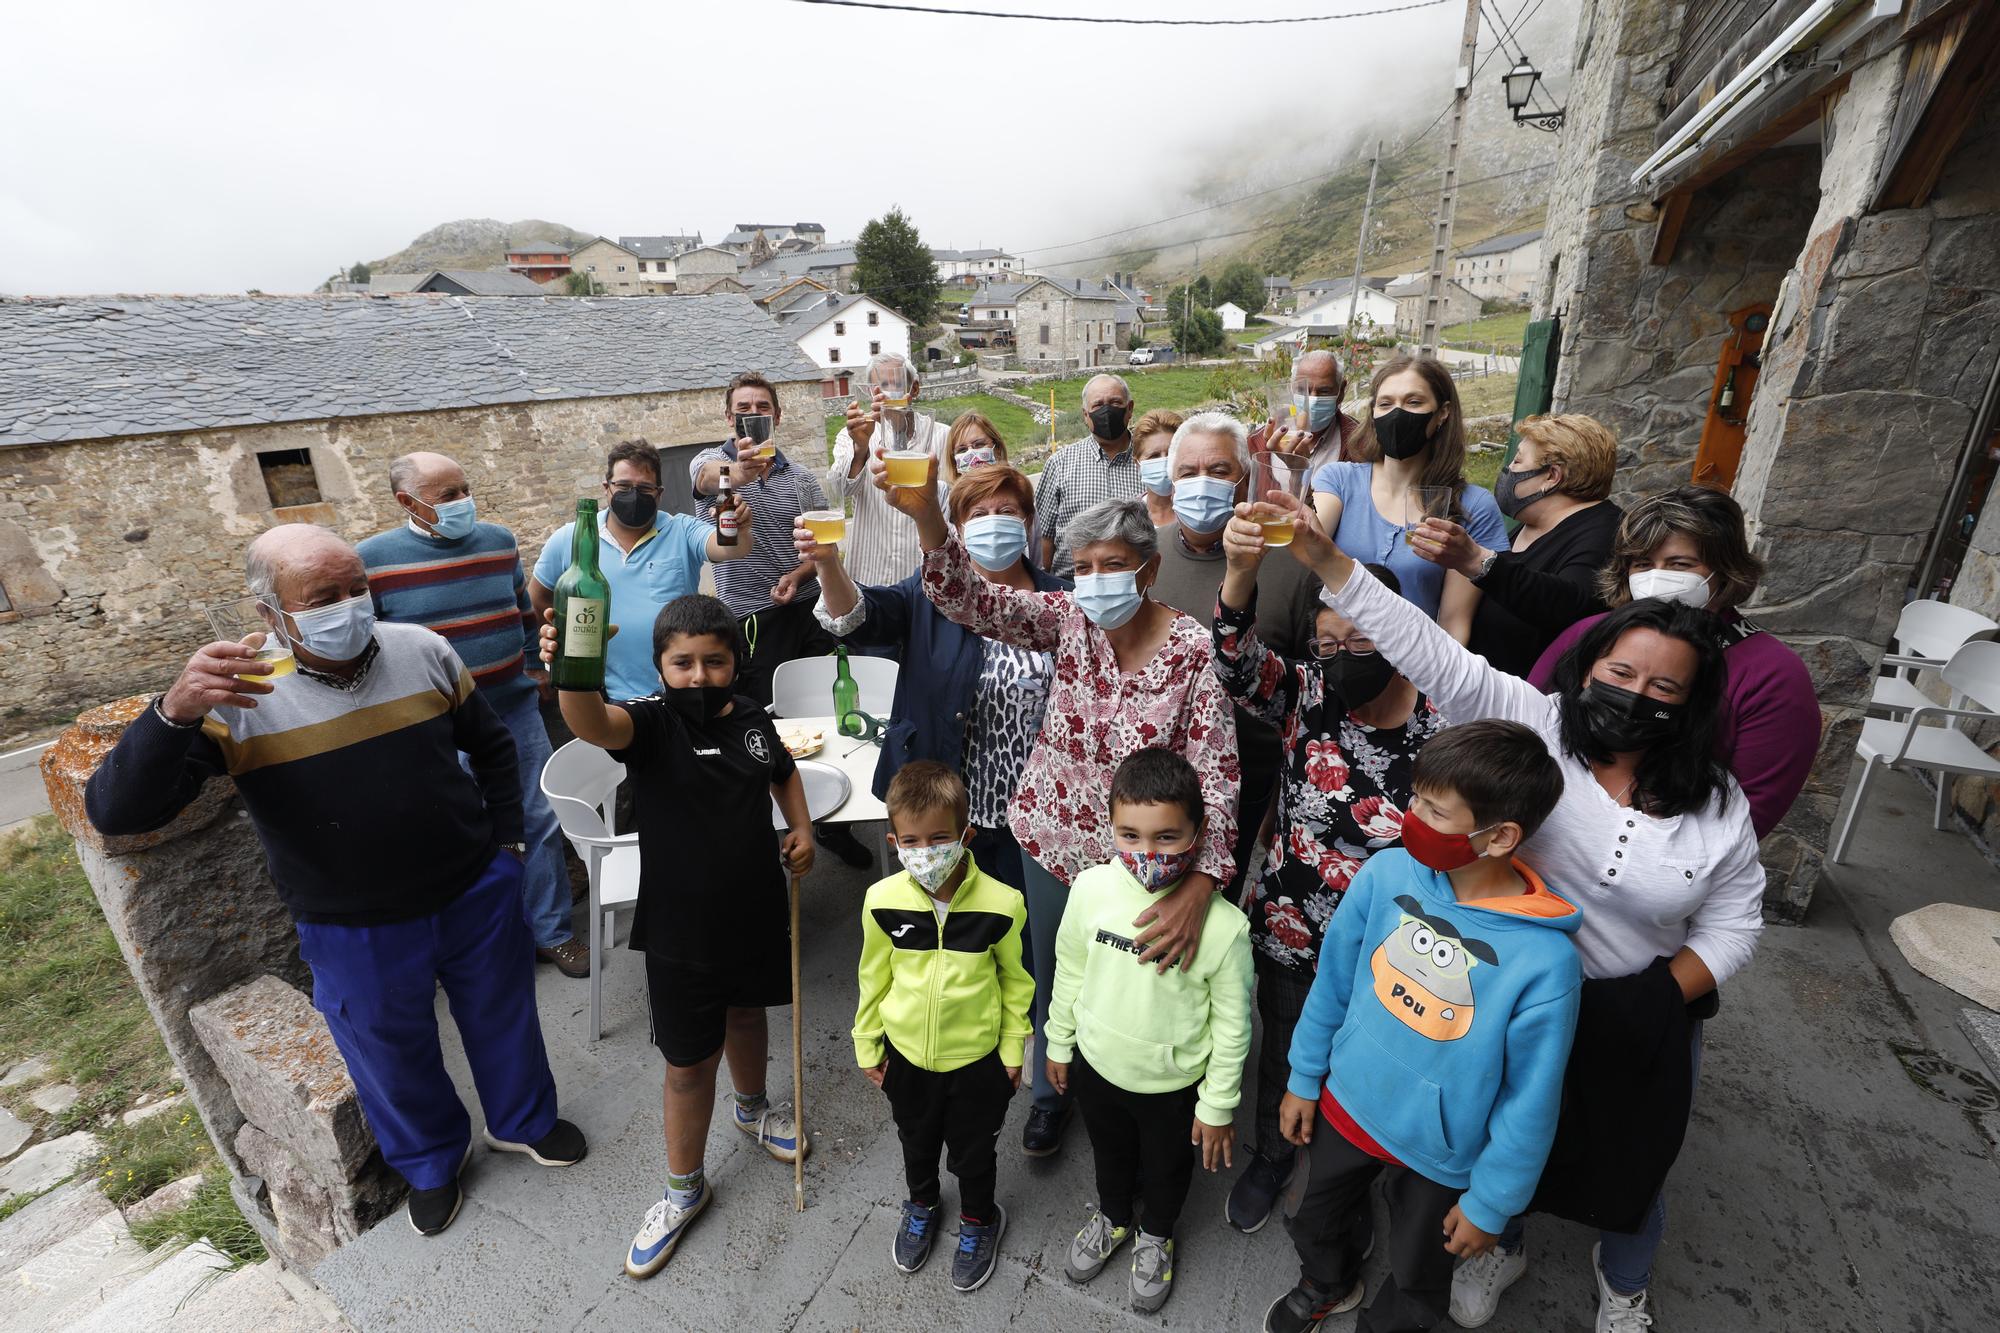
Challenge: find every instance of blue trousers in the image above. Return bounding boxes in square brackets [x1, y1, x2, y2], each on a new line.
[1021, 854, 1071, 1113]
[296, 852, 560, 1190]
[489, 688, 574, 948]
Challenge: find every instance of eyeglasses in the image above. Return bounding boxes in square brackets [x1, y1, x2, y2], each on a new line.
[1308, 637, 1378, 659]
[608, 482, 663, 499]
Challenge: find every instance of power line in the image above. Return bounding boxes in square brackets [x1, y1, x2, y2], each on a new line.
[782, 0, 1450, 22]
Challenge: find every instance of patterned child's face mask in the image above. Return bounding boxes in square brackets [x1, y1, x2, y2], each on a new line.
[1117, 847, 1195, 891]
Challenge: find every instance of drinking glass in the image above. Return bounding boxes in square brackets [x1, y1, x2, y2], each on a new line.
[205, 594, 295, 679]
[876, 358, 913, 410]
[1406, 485, 1455, 531]
[803, 496, 852, 547]
[1252, 453, 1309, 548]
[734, 411, 774, 460]
[884, 448, 933, 488]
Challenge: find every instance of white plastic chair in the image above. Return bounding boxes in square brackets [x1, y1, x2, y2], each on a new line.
[540, 739, 640, 1042]
[1831, 640, 2000, 864]
[1870, 600, 1997, 718]
[769, 654, 899, 720]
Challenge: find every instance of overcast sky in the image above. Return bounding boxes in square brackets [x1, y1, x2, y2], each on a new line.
[1, 0, 1518, 295]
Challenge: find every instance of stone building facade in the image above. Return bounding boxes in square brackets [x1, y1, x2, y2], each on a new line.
[1012, 276, 1118, 370]
[1535, 0, 2000, 916]
[0, 293, 824, 728]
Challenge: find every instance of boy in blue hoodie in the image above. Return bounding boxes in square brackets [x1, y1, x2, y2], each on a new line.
[1263, 720, 1580, 1333]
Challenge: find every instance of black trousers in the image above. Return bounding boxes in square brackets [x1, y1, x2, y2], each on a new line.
[1252, 957, 1316, 1162]
[736, 600, 834, 708]
[882, 1044, 1013, 1220]
[1288, 1114, 1462, 1333]
[1072, 1054, 1199, 1239]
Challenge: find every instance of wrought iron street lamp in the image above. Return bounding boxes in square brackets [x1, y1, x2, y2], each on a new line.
[1503, 58, 1566, 131]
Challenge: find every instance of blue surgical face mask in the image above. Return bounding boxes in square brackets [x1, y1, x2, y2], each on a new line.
[1073, 570, 1144, 630]
[962, 514, 1029, 571]
[1138, 456, 1172, 496]
[1171, 476, 1237, 535]
[288, 593, 376, 662]
[1296, 392, 1342, 433]
[426, 496, 477, 540]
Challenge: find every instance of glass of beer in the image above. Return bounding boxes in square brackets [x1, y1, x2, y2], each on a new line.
[884, 448, 933, 488]
[205, 594, 296, 678]
[1264, 383, 1305, 454]
[734, 411, 774, 461]
[1252, 453, 1308, 548]
[803, 498, 850, 547]
[877, 358, 913, 410]
[1406, 485, 1456, 531]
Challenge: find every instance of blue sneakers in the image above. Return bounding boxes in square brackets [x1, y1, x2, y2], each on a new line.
[625, 1179, 713, 1279]
[952, 1204, 1007, 1293]
[734, 1099, 809, 1162]
[892, 1200, 939, 1274]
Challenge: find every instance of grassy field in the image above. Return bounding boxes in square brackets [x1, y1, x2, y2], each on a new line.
[1440, 309, 1532, 351]
[1008, 365, 1237, 418]
[0, 818, 263, 1264]
[1456, 370, 1521, 418]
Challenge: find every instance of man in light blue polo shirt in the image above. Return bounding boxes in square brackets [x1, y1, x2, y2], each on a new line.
[530, 440, 754, 701]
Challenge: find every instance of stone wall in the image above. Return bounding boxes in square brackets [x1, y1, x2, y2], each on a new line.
[0, 379, 823, 729]
[1733, 67, 2000, 917]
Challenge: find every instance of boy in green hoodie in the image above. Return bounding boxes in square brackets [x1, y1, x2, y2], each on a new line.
[854, 761, 1033, 1294]
[1044, 747, 1254, 1315]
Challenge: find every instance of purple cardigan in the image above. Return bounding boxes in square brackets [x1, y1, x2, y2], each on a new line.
[1528, 612, 1819, 840]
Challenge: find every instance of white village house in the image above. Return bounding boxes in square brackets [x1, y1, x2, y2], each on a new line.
[768, 290, 912, 391]
[1290, 278, 1399, 335]
[1215, 301, 1247, 331]
[1452, 228, 1543, 303]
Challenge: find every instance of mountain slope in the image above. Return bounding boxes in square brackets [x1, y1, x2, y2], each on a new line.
[358, 218, 594, 278]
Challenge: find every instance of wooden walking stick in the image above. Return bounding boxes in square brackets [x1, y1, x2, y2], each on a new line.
[789, 870, 806, 1212]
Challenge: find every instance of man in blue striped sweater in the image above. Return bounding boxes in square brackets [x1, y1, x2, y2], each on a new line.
[358, 452, 586, 978]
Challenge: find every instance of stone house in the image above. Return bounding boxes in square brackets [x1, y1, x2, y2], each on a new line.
[1013, 276, 1121, 369]
[672, 244, 748, 295]
[618, 234, 704, 289]
[1388, 274, 1482, 335]
[568, 237, 654, 294]
[0, 293, 824, 726]
[1452, 228, 1544, 303]
[1533, 0, 2000, 916]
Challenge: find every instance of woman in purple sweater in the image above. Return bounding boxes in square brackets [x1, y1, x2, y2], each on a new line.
[1528, 486, 1818, 839]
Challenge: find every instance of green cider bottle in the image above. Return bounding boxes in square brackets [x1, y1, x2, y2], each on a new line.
[552, 498, 611, 692]
[833, 642, 861, 735]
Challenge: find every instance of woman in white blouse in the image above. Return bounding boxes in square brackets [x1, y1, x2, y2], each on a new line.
[1225, 491, 1763, 1333]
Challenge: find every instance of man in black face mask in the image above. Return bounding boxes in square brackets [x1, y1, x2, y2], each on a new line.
[1035, 373, 1141, 577]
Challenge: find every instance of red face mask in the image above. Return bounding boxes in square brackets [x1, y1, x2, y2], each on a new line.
[1401, 810, 1498, 872]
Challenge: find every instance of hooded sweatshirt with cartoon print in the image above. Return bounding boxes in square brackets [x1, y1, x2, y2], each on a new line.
[1286, 847, 1582, 1235]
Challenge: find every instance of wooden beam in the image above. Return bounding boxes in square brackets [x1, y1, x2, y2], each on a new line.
[1650, 191, 1696, 266]
[1875, 3, 2000, 210]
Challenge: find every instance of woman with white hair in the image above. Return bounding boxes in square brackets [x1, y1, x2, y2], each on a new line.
[828, 351, 951, 585]
[877, 454, 1241, 1160]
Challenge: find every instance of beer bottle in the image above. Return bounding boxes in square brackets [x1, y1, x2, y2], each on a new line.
[717, 471, 740, 547]
[553, 498, 611, 691]
[833, 642, 861, 735]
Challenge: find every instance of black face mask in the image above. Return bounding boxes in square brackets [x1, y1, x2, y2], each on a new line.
[1577, 679, 1683, 752]
[1373, 406, 1436, 460]
[662, 683, 734, 726]
[1088, 404, 1130, 441]
[1322, 650, 1398, 708]
[1495, 463, 1555, 519]
[610, 487, 659, 528]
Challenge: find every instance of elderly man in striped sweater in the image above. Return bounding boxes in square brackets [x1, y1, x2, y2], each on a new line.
[357, 451, 587, 978]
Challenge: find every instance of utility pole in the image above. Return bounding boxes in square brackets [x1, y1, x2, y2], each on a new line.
[1345, 141, 1382, 339]
[1421, 0, 1482, 356]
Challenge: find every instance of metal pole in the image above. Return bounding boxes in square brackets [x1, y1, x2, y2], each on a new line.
[1346, 142, 1381, 334]
[1421, 0, 1483, 356]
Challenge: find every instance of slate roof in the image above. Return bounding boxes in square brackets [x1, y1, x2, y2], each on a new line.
[618, 235, 702, 259]
[422, 270, 547, 296]
[505, 241, 573, 256]
[1022, 275, 1119, 302]
[367, 273, 427, 293]
[1457, 227, 1544, 257]
[967, 281, 1030, 308]
[957, 249, 1011, 261]
[782, 294, 910, 337]
[740, 247, 860, 281]
[0, 294, 824, 447]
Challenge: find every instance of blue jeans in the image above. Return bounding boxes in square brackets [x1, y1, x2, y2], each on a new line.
[488, 688, 573, 948]
[296, 851, 559, 1189]
[1499, 1021, 1705, 1295]
[1021, 854, 1071, 1112]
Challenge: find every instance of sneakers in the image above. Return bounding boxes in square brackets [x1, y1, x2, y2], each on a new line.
[892, 1200, 939, 1274]
[625, 1179, 713, 1279]
[1022, 1103, 1069, 1157]
[1064, 1207, 1132, 1283]
[536, 937, 590, 978]
[1262, 1276, 1365, 1332]
[406, 1144, 472, 1236]
[1225, 1150, 1293, 1234]
[734, 1099, 809, 1162]
[1450, 1242, 1527, 1327]
[1593, 1243, 1655, 1331]
[1129, 1230, 1175, 1313]
[951, 1203, 1007, 1292]
[483, 1117, 588, 1167]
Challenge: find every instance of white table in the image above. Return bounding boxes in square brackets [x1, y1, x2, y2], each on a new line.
[779, 716, 888, 825]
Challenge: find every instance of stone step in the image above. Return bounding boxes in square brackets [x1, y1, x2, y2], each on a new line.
[59, 1238, 237, 1333]
[178, 1257, 357, 1332]
[0, 1210, 155, 1333]
[0, 1179, 116, 1282]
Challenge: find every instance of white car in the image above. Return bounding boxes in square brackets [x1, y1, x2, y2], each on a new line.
[1128, 347, 1155, 365]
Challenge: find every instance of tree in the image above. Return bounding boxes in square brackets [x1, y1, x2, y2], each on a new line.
[1172, 304, 1226, 356]
[852, 206, 942, 327]
[1212, 261, 1266, 314]
[347, 262, 371, 286]
[561, 272, 603, 297]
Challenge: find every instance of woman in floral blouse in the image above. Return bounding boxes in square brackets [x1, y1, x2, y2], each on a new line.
[876, 453, 1240, 1159]
[1211, 551, 1444, 1236]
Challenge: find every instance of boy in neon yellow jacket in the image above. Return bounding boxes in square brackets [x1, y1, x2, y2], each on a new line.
[1043, 748, 1254, 1315]
[854, 761, 1032, 1294]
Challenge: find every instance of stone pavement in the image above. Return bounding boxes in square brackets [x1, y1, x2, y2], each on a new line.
[312, 763, 2000, 1331]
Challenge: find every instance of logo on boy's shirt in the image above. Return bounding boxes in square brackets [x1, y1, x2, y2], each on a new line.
[1369, 895, 1498, 1042]
[1094, 927, 1144, 959]
[745, 730, 770, 763]
[692, 747, 722, 757]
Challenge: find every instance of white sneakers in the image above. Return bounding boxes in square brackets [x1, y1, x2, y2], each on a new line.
[1449, 1243, 1527, 1326]
[1592, 1242, 1656, 1331]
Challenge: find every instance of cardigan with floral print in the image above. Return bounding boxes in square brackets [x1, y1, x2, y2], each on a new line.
[921, 534, 1240, 886]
